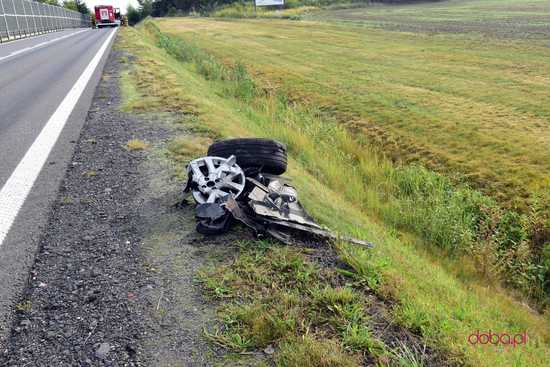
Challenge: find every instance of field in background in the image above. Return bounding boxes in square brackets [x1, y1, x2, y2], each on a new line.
[162, 1, 550, 208]
[118, 19, 550, 366]
[155, 0, 550, 300]
[312, 0, 550, 39]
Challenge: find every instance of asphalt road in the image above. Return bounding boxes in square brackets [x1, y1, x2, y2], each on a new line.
[0, 28, 117, 348]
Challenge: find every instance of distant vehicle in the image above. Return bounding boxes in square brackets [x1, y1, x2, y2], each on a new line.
[94, 5, 121, 28]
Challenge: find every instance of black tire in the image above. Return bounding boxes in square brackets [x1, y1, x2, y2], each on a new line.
[208, 138, 287, 175]
[196, 214, 233, 235]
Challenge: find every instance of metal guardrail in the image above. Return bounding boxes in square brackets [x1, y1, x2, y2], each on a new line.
[0, 0, 90, 43]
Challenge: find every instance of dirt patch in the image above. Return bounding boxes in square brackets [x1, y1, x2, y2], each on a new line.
[136, 140, 257, 366]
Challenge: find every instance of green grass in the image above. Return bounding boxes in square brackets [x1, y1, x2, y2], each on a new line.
[156, 10, 550, 209]
[117, 19, 550, 366]
[126, 139, 150, 151]
[199, 241, 388, 366]
[154, 0, 550, 302]
[153, 19, 548, 302]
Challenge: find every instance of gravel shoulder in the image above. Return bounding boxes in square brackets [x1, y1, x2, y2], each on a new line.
[0, 46, 225, 366]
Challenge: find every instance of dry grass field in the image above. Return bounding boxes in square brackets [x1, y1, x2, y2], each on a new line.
[117, 1, 550, 365]
[158, 2, 550, 208]
[313, 0, 550, 39]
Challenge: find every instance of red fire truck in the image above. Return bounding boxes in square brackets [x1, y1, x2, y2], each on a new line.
[94, 5, 122, 28]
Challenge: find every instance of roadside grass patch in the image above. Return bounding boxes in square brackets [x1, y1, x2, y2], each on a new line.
[154, 16, 550, 303]
[199, 241, 388, 366]
[388, 342, 428, 367]
[82, 170, 97, 177]
[164, 135, 213, 180]
[126, 139, 150, 151]
[155, 15, 550, 212]
[151, 23, 548, 304]
[167, 135, 213, 163]
[15, 301, 32, 313]
[276, 335, 359, 367]
[61, 196, 73, 205]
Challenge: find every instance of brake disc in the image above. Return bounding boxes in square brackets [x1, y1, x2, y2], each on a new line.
[187, 155, 246, 204]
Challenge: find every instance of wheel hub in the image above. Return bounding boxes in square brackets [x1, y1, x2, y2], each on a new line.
[187, 155, 246, 204]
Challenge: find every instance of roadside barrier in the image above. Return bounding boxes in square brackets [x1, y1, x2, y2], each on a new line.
[0, 0, 90, 43]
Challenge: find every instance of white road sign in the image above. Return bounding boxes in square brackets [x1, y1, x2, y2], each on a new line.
[255, 0, 284, 6]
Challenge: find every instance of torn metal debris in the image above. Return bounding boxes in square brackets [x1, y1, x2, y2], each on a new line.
[184, 138, 373, 248]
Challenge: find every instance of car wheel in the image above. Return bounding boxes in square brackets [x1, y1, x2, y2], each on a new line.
[207, 138, 287, 175]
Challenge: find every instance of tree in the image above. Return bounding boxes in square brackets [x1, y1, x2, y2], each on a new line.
[75, 0, 90, 14]
[63, 1, 89, 14]
[138, 0, 154, 18]
[126, 5, 142, 26]
[126, 0, 155, 26]
[63, 1, 77, 11]
[152, 0, 235, 16]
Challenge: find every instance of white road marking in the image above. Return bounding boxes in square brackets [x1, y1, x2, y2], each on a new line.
[0, 29, 89, 63]
[0, 29, 77, 47]
[0, 28, 117, 247]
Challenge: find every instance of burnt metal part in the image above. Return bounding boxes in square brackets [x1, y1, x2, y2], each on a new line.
[262, 217, 374, 248]
[224, 196, 265, 235]
[186, 155, 246, 204]
[196, 213, 232, 235]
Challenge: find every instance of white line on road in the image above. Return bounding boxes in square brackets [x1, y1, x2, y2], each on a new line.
[0, 29, 89, 63]
[0, 29, 79, 47]
[0, 28, 117, 247]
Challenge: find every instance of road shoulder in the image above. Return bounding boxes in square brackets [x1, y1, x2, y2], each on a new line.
[0, 29, 115, 352]
[0, 46, 222, 365]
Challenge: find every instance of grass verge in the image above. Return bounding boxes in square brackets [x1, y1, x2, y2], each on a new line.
[117, 22, 550, 366]
[200, 241, 392, 366]
[154, 20, 548, 304]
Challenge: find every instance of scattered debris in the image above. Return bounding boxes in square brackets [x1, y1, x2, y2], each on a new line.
[184, 139, 374, 248]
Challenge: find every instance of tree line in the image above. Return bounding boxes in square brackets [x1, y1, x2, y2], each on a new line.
[126, 0, 440, 24]
[38, 0, 90, 14]
[127, 0, 154, 26]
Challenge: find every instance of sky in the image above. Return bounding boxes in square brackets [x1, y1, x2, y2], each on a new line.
[83, 0, 140, 14]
